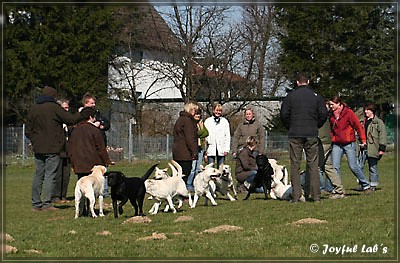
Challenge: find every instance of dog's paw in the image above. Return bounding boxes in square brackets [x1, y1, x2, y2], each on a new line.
[118, 206, 124, 215]
[99, 213, 105, 217]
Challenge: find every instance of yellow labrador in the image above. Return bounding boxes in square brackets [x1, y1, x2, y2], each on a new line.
[74, 165, 107, 219]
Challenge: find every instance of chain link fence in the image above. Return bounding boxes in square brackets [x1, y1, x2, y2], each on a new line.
[4, 124, 395, 166]
[4, 125, 294, 165]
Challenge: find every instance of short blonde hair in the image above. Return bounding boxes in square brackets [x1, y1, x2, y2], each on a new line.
[246, 136, 258, 147]
[184, 102, 198, 113]
[213, 103, 223, 111]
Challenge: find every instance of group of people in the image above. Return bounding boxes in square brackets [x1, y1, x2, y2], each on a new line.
[280, 72, 387, 203]
[172, 72, 387, 204]
[27, 77, 388, 212]
[171, 102, 267, 194]
[26, 86, 112, 214]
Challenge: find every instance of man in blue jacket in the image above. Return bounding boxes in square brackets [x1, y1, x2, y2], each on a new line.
[26, 86, 80, 211]
[280, 73, 328, 203]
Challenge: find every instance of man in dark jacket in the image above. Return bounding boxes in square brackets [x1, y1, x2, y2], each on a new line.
[26, 86, 81, 211]
[280, 73, 328, 203]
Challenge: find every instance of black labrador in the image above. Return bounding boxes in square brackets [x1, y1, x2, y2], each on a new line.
[244, 154, 274, 200]
[106, 163, 158, 218]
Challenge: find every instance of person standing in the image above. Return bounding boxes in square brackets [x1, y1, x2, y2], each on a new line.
[318, 100, 346, 199]
[187, 108, 209, 192]
[232, 108, 265, 157]
[172, 102, 199, 181]
[26, 86, 81, 212]
[68, 107, 112, 216]
[51, 99, 72, 203]
[80, 92, 111, 197]
[359, 102, 387, 190]
[328, 95, 372, 193]
[280, 72, 328, 203]
[204, 103, 231, 167]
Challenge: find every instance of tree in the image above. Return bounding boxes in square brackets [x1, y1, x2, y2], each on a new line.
[275, 4, 395, 107]
[4, 4, 121, 124]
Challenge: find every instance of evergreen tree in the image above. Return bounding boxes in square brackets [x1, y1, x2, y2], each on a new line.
[275, 5, 395, 107]
[4, 4, 121, 124]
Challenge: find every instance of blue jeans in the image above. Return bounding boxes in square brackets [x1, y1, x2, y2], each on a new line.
[331, 142, 370, 190]
[245, 170, 264, 193]
[207, 155, 225, 167]
[32, 153, 60, 208]
[359, 152, 379, 187]
[319, 169, 334, 192]
[187, 149, 204, 191]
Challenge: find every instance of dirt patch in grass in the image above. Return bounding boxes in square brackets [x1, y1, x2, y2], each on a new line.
[137, 232, 167, 241]
[96, 230, 112, 236]
[203, 225, 243, 233]
[174, 216, 193, 222]
[289, 217, 328, 226]
[3, 245, 18, 254]
[24, 249, 42, 254]
[2, 233, 14, 242]
[122, 216, 152, 224]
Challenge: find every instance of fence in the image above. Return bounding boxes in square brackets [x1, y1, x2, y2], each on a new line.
[4, 125, 292, 165]
[4, 125, 395, 166]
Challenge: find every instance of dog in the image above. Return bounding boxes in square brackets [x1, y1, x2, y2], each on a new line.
[190, 163, 221, 208]
[209, 164, 237, 201]
[268, 158, 289, 185]
[145, 160, 190, 214]
[244, 154, 274, 200]
[106, 163, 158, 218]
[74, 165, 107, 219]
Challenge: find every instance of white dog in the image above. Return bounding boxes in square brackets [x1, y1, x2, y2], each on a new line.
[209, 164, 237, 201]
[145, 160, 190, 214]
[190, 163, 221, 208]
[269, 159, 289, 185]
[74, 165, 107, 219]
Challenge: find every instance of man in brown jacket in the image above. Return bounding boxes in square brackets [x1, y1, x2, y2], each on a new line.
[26, 86, 81, 211]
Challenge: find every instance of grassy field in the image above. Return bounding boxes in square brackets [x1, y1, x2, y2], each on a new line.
[2, 152, 397, 261]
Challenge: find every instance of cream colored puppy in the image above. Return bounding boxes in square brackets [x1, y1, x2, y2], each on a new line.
[145, 160, 190, 215]
[74, 165, 107, 219]
[190, 163, 221, 208]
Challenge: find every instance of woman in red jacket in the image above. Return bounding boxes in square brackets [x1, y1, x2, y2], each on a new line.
[329, 96, 372, 193]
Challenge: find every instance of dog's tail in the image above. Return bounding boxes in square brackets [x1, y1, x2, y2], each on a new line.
[141, 163, 159, 181]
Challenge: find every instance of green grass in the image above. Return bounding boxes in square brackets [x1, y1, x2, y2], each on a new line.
[3, 153, 397, 260]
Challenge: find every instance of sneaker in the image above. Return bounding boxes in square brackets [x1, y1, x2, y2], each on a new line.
[330, 193, 345, 199]
[371, 186, 377, 191]
[42, 206, 59, 211]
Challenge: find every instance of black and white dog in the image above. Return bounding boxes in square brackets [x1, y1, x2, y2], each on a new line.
[106, 164, 158, 218]
[244, 154, 274, 200]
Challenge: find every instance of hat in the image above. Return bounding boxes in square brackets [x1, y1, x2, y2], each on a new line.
[42, 86, 58, 98]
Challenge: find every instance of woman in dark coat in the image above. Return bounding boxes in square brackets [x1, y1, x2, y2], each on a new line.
[68, 107, 112, 178]
[172, 102, 199, 181]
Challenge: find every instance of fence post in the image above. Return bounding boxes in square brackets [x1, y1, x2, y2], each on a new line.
[22, 123, 26, 164]
[166, 134, 169, 160]
[129, 118, 136, 162]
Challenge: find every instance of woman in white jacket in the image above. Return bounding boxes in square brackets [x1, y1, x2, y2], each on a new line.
[204, 103, 231, 167]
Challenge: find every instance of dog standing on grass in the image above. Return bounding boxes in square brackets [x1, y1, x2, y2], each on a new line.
[106, 163, 158, 218]
[74, 165, 107, 219]
[244, 154, 274, 200]
[209, 164, 237, 201]
[190, 163, 221, 208]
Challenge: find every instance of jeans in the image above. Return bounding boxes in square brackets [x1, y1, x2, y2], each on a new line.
[331, 142, 370, 190]
[245, 170, 264, 193]
[359, 152, 379, 187]
[187, 149, 204, 191]
[207, 155, 225, 167]
[32, 153, 60, 208]
[319, 169, 334, 192]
